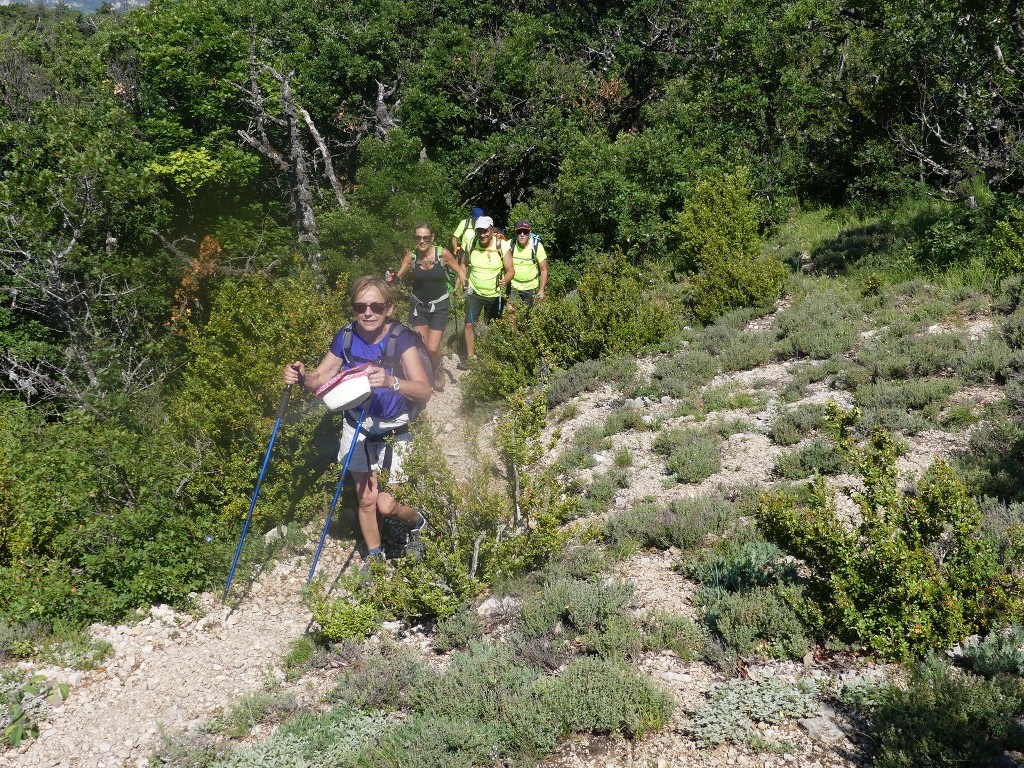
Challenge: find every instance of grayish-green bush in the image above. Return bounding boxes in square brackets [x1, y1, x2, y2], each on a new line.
[769, 402, 828, 446]
[848, 656, 1024, 768]
[520, 576, 634, 638]
[534, 656, 674, 738]
[774, 289, 862, 360]
[432, 609, 485, 653]
[603, 497, 738, 555]
[689, 678, 817, 747]
[653, 427, 722, 483]
[773, 437, 849, 479]
[546, 357, 639, 407]
[963, 625, 1024, 678]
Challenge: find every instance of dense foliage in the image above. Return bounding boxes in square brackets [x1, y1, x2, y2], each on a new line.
[759, 406, 1024, 660]
[3, 0, 1024, 639]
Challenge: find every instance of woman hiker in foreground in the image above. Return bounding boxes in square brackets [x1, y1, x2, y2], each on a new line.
[283, 276, 431, 562]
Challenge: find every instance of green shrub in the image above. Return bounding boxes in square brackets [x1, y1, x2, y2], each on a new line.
[207, 682, 297, 738]
[987, 205, 1024, 277]
[1, 674, 69, 747]
[698, 585, 811, 660]
[939, 403, 979, 430]
[674, 384, 765, 419]
[773, 437, 849, 479]
[978, 497, 1024, 545]
[211, 706, 388, 768]
[543, 543, 610, 582]
[642, 610, 709, 661]
[557, 424, 612, 474]
[855, 377, 958, 433]
[411, 642, 541, 723]
[374, 418, 574, 622]
[465, 252, 672, 402]
[653, 427, 722, 483]
[686, 540, 797, 592]
[362, 713, 516, 768]
[956, 404, 1024, 502]
[1003, 306, 1024, 351]
[759, 405, 1024, 660]
[39, 629, 112, 671]
[769, 403, 827, 445]
[854, 656, 1024, 768]
[857, 331, 966, 380]
[0, 405, 226, 629]
[534, 656, 673, 738]
[578, 468, 631, 517]
[282, 637, 320, 682]
[963, 625, 1024, 678]
[307, 582, 380, 642]
[579, 613, 646, 660]
[958, 335, 1015, 385]
[0, 620, 46, 663]
[689, 678, 817, 747]
[698, 322, 777, 373]
[604, 406, 652, 435]
[673, 168, 786, 323]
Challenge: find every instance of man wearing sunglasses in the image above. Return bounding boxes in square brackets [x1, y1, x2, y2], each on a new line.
[460, 216, 514, 368]
[507, 220, 548, 308]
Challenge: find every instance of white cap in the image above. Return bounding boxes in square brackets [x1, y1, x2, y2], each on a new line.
[474, 216, 494, 230]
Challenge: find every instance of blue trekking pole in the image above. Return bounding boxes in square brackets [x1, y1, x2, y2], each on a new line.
[223, 384, 292, 603]
[308, 406, 367, 583]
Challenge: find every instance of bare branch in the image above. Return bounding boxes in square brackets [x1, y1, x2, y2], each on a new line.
[298, 105, 348, 209]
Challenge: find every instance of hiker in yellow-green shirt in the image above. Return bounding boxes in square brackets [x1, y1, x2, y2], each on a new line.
[458, 215, 514, 369]
[507, 219, 548, 308]
[450, 206, 484, 264]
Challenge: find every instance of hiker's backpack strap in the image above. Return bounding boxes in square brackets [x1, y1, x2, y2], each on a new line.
[415, 246, 443, 267]
[340, 321, 356, 366]
[530, 234, 541, 267]
[383, 321, 404, 368]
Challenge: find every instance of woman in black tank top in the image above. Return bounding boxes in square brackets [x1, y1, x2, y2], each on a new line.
[385, 223, 466, 391]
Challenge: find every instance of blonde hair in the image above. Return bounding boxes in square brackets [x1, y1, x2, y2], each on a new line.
[349, 275, 395, 307]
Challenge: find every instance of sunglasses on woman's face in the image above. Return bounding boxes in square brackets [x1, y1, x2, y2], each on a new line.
[353, 301, 387, 314]
[414, 234, 432, 242]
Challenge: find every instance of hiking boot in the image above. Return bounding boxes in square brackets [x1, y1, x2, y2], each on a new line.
[433, 362, 446, 392]
[407, 514, 428, 560]
[455, 355, 477, 371]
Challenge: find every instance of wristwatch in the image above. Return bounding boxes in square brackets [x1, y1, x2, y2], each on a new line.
[391, 376, 401, 392]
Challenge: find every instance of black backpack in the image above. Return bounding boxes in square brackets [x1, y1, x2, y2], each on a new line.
[338, 321, 432, 420]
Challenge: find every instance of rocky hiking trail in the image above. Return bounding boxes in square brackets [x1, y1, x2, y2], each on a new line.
[1, 321, 986, 768]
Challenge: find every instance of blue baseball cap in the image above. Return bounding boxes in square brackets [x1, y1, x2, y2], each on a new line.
[471, 207, 484, 219]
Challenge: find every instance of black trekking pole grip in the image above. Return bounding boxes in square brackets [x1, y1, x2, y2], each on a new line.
[277, 382, 293, 420]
